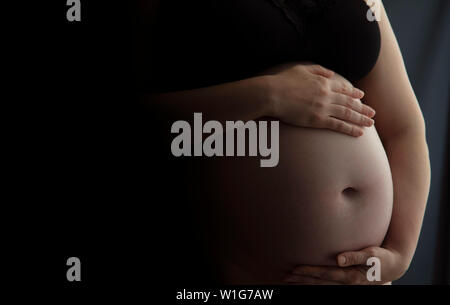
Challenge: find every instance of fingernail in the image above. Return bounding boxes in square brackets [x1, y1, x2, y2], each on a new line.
[358, 89, 365, 97]
[338, 256, 347, 266]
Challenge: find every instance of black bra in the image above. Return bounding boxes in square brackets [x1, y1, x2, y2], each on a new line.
[143, 0, 381, 92]
[270, 0, 339, 37]
[271, 0, 381, 82]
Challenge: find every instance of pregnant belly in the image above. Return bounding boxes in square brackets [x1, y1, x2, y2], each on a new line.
[200, 122, 394, 284]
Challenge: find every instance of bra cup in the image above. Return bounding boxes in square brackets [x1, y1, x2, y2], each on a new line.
[271, 0, 381, 82]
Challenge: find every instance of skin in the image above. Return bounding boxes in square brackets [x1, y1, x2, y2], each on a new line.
[140, 0, 431, 284]
[147, 64, 375, 136]
[284, 0, 431, 284]
[205, 119, 394, 284]
[260, 62, 376, 136]
[140, 0, 376, 136]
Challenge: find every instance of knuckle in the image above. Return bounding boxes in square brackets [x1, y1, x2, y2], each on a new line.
[320, 76, 329, 85]
[358, 252, 367, 263]
[311, 64, 322, 71]
[306, 98, 316, 107]
[347, 255, 357, 265]
[329, 119, 339, 130]
[344, 107, 353, 119]
[364, 105, 373, 114]
[366, 247, 378, 257]
[316, 75, 328, 85]
[359, 114, 366, 124]
[316, 86, 328, 97]
[309, 113, 322, 125]
[336, 120, 346, 131]
[345, 97, 355, 108]
[327, 119, 336, 128]
[313, 100, 326, 109]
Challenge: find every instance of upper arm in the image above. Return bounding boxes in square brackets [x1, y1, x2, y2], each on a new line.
[355, 1, 426, 142]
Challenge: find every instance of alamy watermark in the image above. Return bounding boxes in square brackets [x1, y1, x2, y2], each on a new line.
[366, 0, 381, 22]
[170, 113, 280, 167]
[66, 257, 81, 282]
[66, 0, 81, 22]
[366, 257, 381, 282]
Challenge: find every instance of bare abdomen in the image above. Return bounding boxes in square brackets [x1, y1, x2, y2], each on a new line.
[201, 122, 393, 284]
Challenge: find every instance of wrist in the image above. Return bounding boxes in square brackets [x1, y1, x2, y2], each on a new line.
[382, 243, 413, 277]
[256, 75, 278, 118]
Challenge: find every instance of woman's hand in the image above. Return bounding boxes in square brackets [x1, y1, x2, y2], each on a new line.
[283, 246, 410, 285]
[264, 63, 376, 137]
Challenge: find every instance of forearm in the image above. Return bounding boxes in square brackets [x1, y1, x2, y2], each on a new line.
[142, 76, 273, 123]
[381, 128, 431, 268]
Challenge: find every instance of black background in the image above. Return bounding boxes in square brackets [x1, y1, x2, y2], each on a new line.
[16, 0, 141, 288]
[9, 0, 449, 300]
[14, 0, 210, 294]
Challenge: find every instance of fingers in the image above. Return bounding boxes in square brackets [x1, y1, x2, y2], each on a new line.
[306, 65, 367, 105]
[324, 117, 364, 137]
[291, 266, 367, 285]
[328, 104, 374, 127]
[283, 274, 341, 285]
[330, 93, 376, 117]
[330, 81, 365, 99]
[308, 64, 335, 78]
[337, 248, 377, 267]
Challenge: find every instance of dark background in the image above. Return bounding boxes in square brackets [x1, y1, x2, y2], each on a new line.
[16, 0, 448, 291]
[382, 0, 449, 285]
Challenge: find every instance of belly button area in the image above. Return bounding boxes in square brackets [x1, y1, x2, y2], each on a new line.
[342, 187, 359, 197]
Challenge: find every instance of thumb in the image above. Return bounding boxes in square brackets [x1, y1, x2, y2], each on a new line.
[337, 250, 373, 267]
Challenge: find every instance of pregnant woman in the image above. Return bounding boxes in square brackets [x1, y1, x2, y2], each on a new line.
[137, 0, 431, 284]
